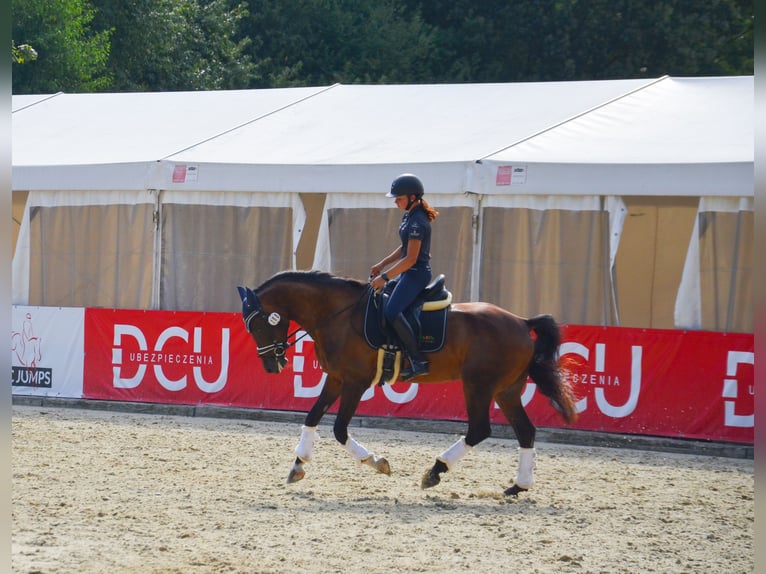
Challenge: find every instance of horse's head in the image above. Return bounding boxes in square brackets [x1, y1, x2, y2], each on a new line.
[236, 285, 289, 374]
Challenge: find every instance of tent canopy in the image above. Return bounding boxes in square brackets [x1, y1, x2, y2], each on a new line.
[13, 76, 752, 196]
[477, 76, 753, 196]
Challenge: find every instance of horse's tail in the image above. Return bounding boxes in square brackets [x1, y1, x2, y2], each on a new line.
[525, 314, 578, 425]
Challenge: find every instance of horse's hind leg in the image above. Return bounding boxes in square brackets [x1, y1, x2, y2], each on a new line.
[421, 380, 493, 489]
[495, 384, 537, 497]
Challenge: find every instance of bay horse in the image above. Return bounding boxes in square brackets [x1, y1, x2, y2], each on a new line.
[237, 270, 577, 496]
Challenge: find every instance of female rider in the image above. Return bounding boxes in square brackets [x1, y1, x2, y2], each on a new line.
[370, 173, 439, 381]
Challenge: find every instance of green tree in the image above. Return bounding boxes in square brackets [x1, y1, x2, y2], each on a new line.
[91, 0, 256, 91]
[12, 0, 111, 93]
[407, 0, 753, 82]
[241, 0, 438, 87]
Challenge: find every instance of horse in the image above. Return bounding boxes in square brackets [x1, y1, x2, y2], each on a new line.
[236, 270, 577, 496]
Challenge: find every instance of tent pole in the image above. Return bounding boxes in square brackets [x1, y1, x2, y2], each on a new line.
[150, 189, 162, 310]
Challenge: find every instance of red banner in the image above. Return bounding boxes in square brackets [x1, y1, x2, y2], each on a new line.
[83, 309, 754, 444]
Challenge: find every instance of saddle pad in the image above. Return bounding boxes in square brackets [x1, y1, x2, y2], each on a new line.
[363, 294, 449, 353]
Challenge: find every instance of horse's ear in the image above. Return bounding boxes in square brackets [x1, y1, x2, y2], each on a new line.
[245, 287, 260, 309]
[236, 285, 261, 319]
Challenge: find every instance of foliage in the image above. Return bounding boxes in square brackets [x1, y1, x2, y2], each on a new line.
[241, 0, 439, 87]
[91, 0, 256, 91]
[11, 0, 753, 94]
[405, 0, 754, 82]
[12, 0, 111, 93]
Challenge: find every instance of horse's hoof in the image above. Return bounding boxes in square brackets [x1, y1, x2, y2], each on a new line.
[361, 455, 391, 476]
[375, 456, 391, 476]
[286, 464, 305, 484]
[420, 469, 441, 489]
[504, 484, 528, 497]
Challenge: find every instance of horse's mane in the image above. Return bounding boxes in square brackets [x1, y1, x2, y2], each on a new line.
[256, 270, 366, 294]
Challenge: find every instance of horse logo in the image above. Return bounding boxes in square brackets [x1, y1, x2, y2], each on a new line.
[12, 313, 42, 368]
[12, 312, 52, 388]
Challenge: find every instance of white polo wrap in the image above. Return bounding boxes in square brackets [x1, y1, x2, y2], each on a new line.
[345, 436, 372, 463]
[294, 425, 319, 463]
[436, 436, 472, 470]
[514, 447, 537, 489]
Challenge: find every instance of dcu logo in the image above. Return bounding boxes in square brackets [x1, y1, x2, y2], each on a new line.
[12, 313, 52, 388]
[112, 324, 231, 392]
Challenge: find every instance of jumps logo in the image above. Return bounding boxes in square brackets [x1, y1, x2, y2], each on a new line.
[112, 324, 230, 392]
[12, 313, 52, 388]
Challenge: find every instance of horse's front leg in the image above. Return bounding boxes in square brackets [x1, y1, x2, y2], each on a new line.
[334, 380, 391, 476]
[287, 376, 342, 484]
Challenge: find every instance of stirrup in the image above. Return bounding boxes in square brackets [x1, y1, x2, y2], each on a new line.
[399, 359, 429, 381]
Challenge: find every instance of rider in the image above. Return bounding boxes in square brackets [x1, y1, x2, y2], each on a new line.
[370, 173, 439, 381]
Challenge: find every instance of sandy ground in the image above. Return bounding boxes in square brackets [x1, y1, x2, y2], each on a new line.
[12, 405, 753, 574]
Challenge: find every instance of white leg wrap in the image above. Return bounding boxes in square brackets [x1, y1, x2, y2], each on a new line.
[345, 436, 373, 463]
[514, 447, 537, 489]
[436, 436, 472, 471]
[294, 426, 319, 463]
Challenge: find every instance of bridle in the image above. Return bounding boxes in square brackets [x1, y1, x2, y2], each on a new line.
[242, 294, 300, 362]
[242, 287, 370, 361]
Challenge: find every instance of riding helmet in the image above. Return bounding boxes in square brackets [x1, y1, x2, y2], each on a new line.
[387, 173, 424, 198]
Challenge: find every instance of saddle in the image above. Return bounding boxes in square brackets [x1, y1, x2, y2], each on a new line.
[363, 274, 452, 386]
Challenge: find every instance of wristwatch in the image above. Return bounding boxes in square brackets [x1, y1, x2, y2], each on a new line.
[381, 272, 389, 281]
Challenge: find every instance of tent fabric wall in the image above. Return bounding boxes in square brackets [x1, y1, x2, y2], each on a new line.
[159, 191, 305, 312]
[12, 190, 157, 309]
[615, 196, 699, 329]
[675, 197, 753, 333]
[13, 190, 305, 312]
[477, 195, 620, 325]
[312, 193, 475, 303]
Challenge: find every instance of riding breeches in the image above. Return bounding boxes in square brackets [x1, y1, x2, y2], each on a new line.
[383, 266, 431, 322]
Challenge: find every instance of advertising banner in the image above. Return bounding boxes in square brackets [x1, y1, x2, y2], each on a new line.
[84, 308, 260, 405]
[12, 306, 85, 398]
[81, 308, 754, 444]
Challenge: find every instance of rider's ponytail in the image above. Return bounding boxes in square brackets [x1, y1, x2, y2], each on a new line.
[420, 198, 439, 222]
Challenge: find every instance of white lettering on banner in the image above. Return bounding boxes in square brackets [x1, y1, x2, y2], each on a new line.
[520, 381, 536, 406]
[558, 342, 643, 418]
[375, 382, 419, 404]
[113, 325, 147, 389]
[723, 351, 754, 428]
[111, 324, 230, 392]
[594, 346, 642, 418]
[292, 331, 326, 398]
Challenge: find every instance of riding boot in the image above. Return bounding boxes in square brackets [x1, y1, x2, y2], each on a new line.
[391, 314, 429, 381]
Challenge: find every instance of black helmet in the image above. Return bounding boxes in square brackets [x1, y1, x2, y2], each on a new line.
[387, 173, 424, 198]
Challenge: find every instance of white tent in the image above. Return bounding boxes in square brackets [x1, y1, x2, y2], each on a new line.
[11, 86, 331, 190]
[12, 76, 753, 332]
[476, 76, 753, 197]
